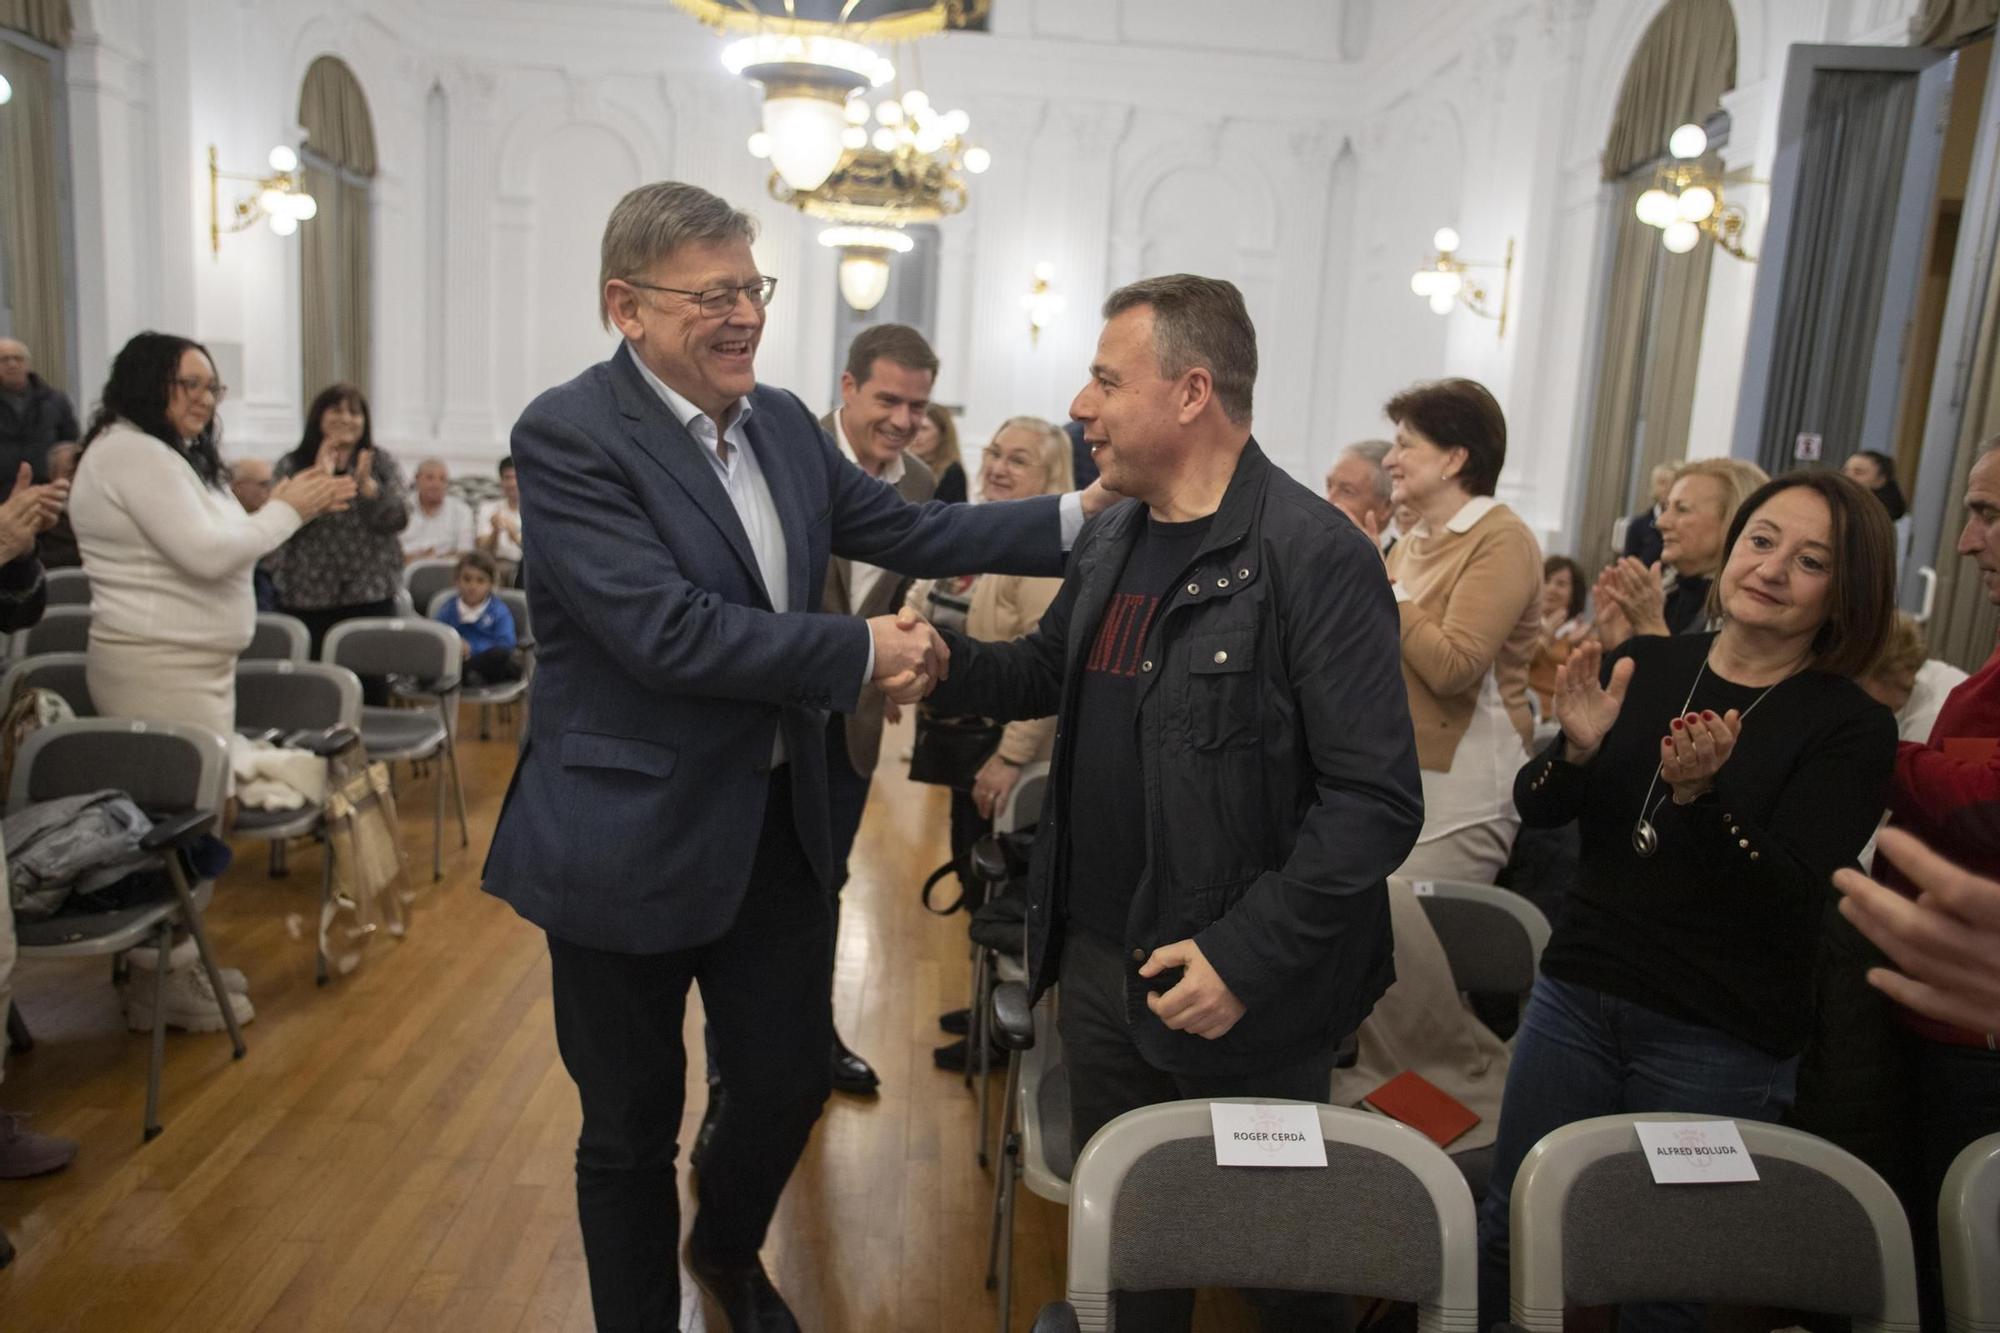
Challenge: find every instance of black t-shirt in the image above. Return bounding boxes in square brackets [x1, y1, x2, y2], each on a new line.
[1064, 513, 1213, 942]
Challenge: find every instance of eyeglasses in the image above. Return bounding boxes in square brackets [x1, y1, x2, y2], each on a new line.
[174, 376, 228, 402]
[625, 275, 778, 317]
[982, 445, 1041, 470]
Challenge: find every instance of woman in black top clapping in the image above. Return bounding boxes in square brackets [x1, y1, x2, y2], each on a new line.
[1476, 471, 1900, 1333]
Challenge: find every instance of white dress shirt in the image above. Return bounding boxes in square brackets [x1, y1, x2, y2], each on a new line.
[476, 497, 525, 563]
[831, 409, 903, 615]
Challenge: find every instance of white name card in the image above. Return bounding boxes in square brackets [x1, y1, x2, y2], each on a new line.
[1210, 1102, 1328, 1168]
[1633, 1120, 1760, 1184]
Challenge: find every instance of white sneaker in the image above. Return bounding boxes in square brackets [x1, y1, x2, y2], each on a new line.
[124, 939, 248, 995]
[124, 963, 255, 1033]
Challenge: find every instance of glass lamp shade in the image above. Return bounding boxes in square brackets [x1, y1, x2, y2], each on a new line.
[1661, 220, 1701, 254]
[1434, 270, 1463, 298]
[268, 145, 299, 173]
[1428, 292, 1455, 315]
[0, 74, 12, 106]
[1432, 226, 1461, 254]
[290, 193, 318, 221]
[257, 188, 288, 217]
[1677, 185, 1717, 223]
[1635, 189, 1677, 228]
[1410, 270, 1434, 296]
[1668, 123, 1709, 160]
[838, 252, 892, 312]
[963, 146, 991, 173]
[269, 213, 299, 237]
[763, 95, 849, 192]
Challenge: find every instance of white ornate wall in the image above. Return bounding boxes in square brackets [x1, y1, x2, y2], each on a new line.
[54, 0, 1925, 546]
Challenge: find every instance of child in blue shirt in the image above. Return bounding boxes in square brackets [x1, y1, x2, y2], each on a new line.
[435, 551, 520, 686]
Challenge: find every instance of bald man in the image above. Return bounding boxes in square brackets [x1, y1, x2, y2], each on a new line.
[0, 340, 78, 485]
[230, 456, 275, 514]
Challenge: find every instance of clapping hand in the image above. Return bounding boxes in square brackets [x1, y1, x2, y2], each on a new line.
[1660, 708, 1742, 804]
[869, 606, 949, 704]
[1597, 557, 1668, 637]
[1552, 638, 1634, 765]
[0, 463, 65, 562]
[1835, 827, 2000, 1034]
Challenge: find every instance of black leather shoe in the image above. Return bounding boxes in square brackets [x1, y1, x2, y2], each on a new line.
[0, 1224, 13, 1270]
[937, 1007, 970, 1036]
[685, 1245, 800, 1333]
[931, 1034, 1009, 1073]
[830, 1033, 879, 1095]
[690, 1088, 726, 1172]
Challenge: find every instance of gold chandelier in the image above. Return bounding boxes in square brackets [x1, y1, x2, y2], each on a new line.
[669, 1, 991, 40]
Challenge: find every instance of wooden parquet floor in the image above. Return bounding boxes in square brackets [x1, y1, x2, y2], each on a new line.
[0, 709, 1255, 1332]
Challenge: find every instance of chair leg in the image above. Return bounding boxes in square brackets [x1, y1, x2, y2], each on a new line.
[165, 854, 246, 1060]
[966, 945, 987, 1095]
[431, 747, 444, 881]
[985, 1047, 1025, 1327]
[479, 702, 492, 742]
[440, 702, 470, 849]
[6, 1001, 31, 1053]
[315, 829, 334, 987]
[143, 919, 171, 1142]
[267, 839, 288, 878]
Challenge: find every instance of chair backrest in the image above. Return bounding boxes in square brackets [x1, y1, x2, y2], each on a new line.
[1404, 878, 1550, 1001]
[320, 617, 461, 692]
[1942, 1131, 2000, 1332]
[996, 760, 1050, 836]
[10, 605, 92, 658]
[0, 652, 95, 716]
[1064, 1099, 1476, 1332]
[405, 558, 458, 613]
[42, 567, 89, 605]
[9, 717, 229, 817]
[235, 661, 363, 735]
[1509, 1112, 1919, 1333]
[243, 612, 310, 663]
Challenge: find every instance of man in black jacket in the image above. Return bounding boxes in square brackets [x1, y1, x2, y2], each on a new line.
[0, 341, 78, 484]
[924, 275, 1423, 1330]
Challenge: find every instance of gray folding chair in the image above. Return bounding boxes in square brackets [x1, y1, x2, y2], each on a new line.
[320, 618, 467, 879]
[1508, 1112, 1919, 1332]
[9, 719, 244, 1141]
[969, 762, 1048, 1167]
[1403, 877, 1552, 1199]
[243, 612, 310, 663]
[9, 604, 91, 658]
[0, 652, 95, 716]
[1039, 1099, 1479, 1333]
[235, 661, 365, 979]
[41, 567, 89, 606]
[404, 558, 458, 615]
[426, 587, 533, 739]
[1942, 1131, 2000, 1332]
[985, 972, 1071, 1332]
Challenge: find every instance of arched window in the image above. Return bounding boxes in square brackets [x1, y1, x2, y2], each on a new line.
[298, 55, 376, 397]
[1574, 0, 1736, 568]
[0, 0, 76, 399]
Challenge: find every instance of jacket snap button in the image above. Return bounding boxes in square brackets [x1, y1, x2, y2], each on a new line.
[1213, 650, 1228, 665]
[1141, 659, 1154, 672]
[1239, 568, 1250, 578]
[1186, 582, 1200, 595]
[1131, 948, 1146, 963]
[1216, 577, 1230, 588]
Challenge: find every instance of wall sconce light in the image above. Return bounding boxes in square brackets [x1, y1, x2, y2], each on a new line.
[820, 225, 911, 312]
[1410, 228, 1513, 337]
[1633, 123, 1753, 261]
[0, 74, 12, 106]
[1022, 262, 1064, 346]
[208, 144, 318, 256]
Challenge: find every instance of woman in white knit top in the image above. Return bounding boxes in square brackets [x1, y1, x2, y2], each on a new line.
[70, 333, 351, 740]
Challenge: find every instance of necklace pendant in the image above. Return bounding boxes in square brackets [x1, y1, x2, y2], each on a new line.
[1632, 818, 1658, 858]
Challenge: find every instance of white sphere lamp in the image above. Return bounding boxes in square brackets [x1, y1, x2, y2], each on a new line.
[1661, 220, 1701, 254]
[1668, 123, 1709, 160]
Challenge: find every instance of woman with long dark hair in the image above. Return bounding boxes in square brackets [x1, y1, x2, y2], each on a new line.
[1476, 470, 1900, 1331]
[69, 332, 350, 1032]
[1844, 447, 1913, 571]
[271, 383, 410, 658]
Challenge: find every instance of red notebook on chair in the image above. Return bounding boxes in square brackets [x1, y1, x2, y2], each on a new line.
[1362, 1071, 1480, 1148]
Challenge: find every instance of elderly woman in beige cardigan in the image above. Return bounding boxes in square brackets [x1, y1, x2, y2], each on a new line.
[1382, 378, 1544, 885]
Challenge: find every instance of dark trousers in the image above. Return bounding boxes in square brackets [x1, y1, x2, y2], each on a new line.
[1058, 924, 1347, 1332]
[1911, 1039, 2000, 1330]
[463, 646, 521, 686]
[1475, 975, 1800, 1333]
[283, 598, 398, 704]
[548, 775, 833, 1333]
[824, 713, 873, 907]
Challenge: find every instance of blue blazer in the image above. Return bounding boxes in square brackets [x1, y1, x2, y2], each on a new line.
[483, 343, 1065, 953]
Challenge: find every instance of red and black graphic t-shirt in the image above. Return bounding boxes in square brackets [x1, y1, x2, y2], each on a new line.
[1065, 513, 1213, 943]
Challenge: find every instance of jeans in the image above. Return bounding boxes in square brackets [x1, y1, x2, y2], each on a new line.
[1476, 975, 1800, 1333]
[548, 775, 832, 1333]
[1059, 925, 1349, 1332]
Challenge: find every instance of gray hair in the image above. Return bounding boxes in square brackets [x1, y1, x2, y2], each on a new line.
[993, 415, 1074, 494]
[599, 182, 759, 329]
[1340, 439, 1394, 505]
[1101, 274, 1257, 425]
[416, 456, 449, 475]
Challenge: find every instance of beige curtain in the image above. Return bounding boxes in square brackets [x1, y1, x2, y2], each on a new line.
[0, 0, 69, 47]
[0, 40, 68, 395]
[1602, 0, 1738, 179]
[1912, 0, 1999, 46]
[297, 57, 375, 396]
[1574, 0, 1736, 567]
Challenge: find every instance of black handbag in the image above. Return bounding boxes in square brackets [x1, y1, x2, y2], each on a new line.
[908, 710, 1003, 791]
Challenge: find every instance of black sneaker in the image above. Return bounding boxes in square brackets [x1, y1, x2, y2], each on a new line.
[937, 1007, 970, 1036]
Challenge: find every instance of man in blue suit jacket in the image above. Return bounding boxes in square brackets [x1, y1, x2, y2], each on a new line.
[482, 182, 1092, 1333]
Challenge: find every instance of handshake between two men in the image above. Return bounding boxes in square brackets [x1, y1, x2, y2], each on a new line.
[867, 605, 948, 705]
